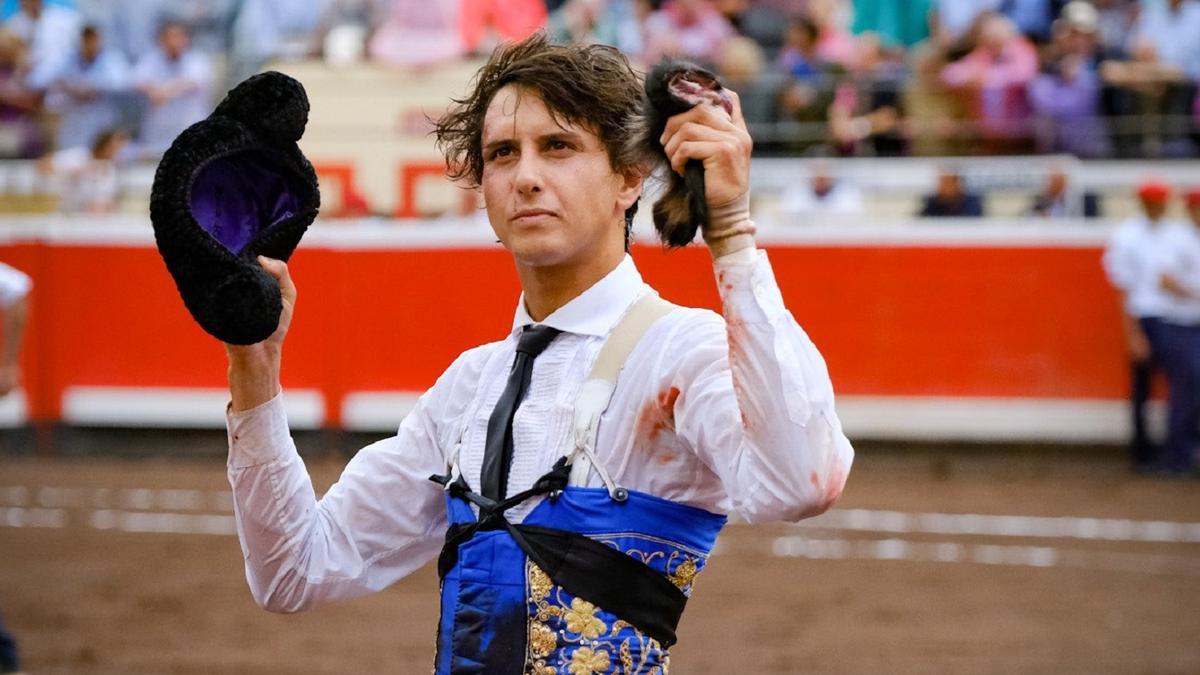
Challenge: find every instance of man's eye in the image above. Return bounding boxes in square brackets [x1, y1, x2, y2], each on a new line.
[548, 140, 569, 151]
[489, 146, 513, 160]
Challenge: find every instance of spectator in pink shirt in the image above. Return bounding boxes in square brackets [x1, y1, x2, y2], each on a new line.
[807, 0, 856, 68]
[642, 0, 734, 66]
[940, 12, 1038, 151]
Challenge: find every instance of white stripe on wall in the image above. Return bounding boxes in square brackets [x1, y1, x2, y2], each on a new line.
[61, 386, 325, 429]
[45, 387, 1150, 442]
[340, 391, 422, 432]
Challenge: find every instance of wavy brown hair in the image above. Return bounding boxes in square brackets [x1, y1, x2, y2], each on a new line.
[434, 32, 645, 240]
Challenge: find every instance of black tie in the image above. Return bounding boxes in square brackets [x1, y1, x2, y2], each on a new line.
[480, 324, 562, 501]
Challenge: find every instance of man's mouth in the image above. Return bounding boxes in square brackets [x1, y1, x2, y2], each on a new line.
[513, 209, 557, 221]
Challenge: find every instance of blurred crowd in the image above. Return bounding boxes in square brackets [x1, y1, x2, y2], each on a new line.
[0, 0, 1196, 215]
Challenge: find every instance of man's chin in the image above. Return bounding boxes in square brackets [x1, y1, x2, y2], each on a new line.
[507, 236, 576, 269]
[511, 247, 573, 270]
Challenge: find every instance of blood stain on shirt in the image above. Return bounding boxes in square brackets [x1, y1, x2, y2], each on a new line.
[636, 386, 680, 447]
[819, 459, 848, 508]
[727, 322, 753, 430]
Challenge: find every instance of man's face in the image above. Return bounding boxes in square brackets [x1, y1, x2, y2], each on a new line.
[161, 25, 188, 59]
[1141, 197, 1167, 221]
[81, 33, 101, 61]
[937, 173, 963, 200]
[481, 84, 640, 271]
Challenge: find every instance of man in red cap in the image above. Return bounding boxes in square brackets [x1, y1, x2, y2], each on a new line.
[1152, 187, 1200, 475]
[1102, 179, 1175, 471]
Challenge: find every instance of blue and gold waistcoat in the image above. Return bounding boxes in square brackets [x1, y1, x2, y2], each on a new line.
[434, 486, 726, 674]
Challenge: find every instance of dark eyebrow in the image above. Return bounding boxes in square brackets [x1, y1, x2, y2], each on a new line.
[541, 131, 584, 146]
[482, 138, 515, 156]
[483, 131, 586, 155]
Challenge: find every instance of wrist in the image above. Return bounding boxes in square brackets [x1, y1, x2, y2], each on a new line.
[704, 192, 757, 257]
[226, 345, 282, 412]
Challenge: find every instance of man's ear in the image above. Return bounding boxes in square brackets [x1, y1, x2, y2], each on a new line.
[617, 164, 647, 212]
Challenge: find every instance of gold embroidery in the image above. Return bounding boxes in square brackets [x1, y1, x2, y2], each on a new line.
[622, 547, 666, 568]
[530, 621, 557, 658]
[530, 564, 553, 601]
[525, 546, 695, 674]
[564, 598, 606, 639]
[620, 639, 634, 672]
[568, 646, 611, 674]
[667, 558, 697, 591]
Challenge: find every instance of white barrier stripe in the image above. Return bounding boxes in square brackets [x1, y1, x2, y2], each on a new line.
[0, 486, 28, 506]
[0, 486, 234, 512]
[771, 536, 1200, 577]
[0, 506, 67, 528]
[798, 509, 1200, 544]
[89, 509, 237, 536]
[4, 486, 1200, 544]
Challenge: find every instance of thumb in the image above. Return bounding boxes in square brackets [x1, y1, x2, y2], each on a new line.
[257, 255, 286, 281]
[257, 255, 296, 298]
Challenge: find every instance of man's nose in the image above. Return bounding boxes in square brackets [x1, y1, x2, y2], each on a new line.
[513, 151, 543, 195]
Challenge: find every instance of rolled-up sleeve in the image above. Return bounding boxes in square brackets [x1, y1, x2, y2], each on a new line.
[673, 249, 854, 523]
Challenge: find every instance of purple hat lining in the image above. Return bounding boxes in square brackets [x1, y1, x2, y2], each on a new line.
[189, 150, 306, 255]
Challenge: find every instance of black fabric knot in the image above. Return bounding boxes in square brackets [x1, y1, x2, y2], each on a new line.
[515, 324, 561, 356]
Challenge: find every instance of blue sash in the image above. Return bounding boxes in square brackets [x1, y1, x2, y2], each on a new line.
[434, 485, 726, 674]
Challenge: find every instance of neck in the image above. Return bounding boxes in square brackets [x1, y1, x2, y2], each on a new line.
[517, 248, 624, 322]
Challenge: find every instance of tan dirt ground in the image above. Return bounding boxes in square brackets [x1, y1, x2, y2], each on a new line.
[1, 448, 1198, 675]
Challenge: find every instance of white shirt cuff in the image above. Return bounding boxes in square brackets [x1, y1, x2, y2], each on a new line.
[714, 249, 786, 323]
[226, 391, 291, 469]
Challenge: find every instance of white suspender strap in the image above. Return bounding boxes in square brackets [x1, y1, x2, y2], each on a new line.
[568, 291, 677, 497]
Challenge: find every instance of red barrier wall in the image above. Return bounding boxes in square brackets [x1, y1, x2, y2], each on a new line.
[0, 225, 1128, 426]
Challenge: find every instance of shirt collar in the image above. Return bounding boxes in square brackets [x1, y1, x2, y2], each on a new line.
[511, 254, 648, 338]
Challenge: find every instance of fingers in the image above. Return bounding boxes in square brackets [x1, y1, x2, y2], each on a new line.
[257, 255, 297, 303]
[659, 102, 736, 146]
[662, 121, 727, 166]
[667, 140, 732, 176]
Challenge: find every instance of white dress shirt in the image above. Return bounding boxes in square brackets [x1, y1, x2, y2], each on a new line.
[1103, 217, 1176, 319]
[1157, 222, 1200, 326]
[226, 249, 854, 612]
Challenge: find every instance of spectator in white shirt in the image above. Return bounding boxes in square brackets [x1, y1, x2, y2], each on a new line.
[131, 20, 214, 156]
[3, 0, 79, 90]
[778, 160, 864, 218]
[1101, 180, 1176, 471]
[41, 127, 129, 214]
[1128, 0, 1200, 81]
[45, 25, 129, 151]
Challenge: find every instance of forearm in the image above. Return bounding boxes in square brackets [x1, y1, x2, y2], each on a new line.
[226, 344, 281, 412]
[704, 252, 854, 522]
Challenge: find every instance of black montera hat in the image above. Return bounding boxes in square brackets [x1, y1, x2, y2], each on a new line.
[150, 71, 320, 345]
